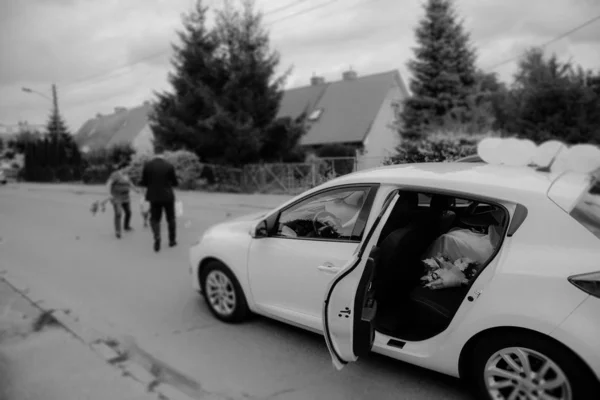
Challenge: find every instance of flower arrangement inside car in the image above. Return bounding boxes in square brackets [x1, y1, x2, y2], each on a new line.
[420, 254, 480, 290]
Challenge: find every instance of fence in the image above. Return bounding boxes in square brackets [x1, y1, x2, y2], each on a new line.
[202, 157, 358, 194]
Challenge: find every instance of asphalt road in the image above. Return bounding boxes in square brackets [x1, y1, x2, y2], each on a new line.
[0, 183, 470, 400]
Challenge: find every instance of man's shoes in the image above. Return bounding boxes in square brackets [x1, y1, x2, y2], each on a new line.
[169, 241, 177, 248]
[153, 240, 160, 252]
[116, 232, 121, 239]
[124, 227, 133, 232]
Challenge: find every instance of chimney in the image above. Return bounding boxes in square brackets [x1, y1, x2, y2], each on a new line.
[143, 100, 150, 106]
[114, 107, 127, 113]
[342, 69, 358, 81]
[96, 113, 103, 118]
[310, 75, 325, 86]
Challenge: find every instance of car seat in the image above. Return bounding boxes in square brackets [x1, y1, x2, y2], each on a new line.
[374, 219, 438, 307]
[408, 284, 470, 338]
[429, 195, 457, 235]
[378, 192, 422, 244]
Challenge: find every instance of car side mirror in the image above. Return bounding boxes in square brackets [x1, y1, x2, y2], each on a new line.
[252, 220, 269, 238]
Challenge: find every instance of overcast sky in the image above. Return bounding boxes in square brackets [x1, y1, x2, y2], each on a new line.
[1, 0, 599, 132]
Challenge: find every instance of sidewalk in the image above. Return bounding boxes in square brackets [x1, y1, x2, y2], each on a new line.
[0, 277, 225, 400]
[0, 278, 157, 400]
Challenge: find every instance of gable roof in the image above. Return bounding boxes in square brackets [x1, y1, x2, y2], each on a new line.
[74, 103, 152, 150]
[276, 84, 327, 121]
[75, 69, 409, 152]
[278, 70, 408, 146]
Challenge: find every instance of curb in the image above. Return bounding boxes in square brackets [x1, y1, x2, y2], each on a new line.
[0, 275, 210, 400]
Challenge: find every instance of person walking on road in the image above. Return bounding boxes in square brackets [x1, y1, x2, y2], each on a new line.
[140, 150, 179, 252]
[106, 161, 140, 239]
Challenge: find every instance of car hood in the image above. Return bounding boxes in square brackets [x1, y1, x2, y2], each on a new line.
[228, 210, 268, 222]
[203, 210, 268, 239]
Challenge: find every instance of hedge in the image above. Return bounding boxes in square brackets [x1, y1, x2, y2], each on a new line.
[385, 131, 496, 164]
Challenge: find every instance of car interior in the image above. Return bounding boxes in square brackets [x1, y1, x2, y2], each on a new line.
[370, 190, 508, 342]
[277, 189, 368, 239]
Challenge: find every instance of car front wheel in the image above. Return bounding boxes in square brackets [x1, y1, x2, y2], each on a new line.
[470, 331, 598, 400]
[200, 261, 250, 323]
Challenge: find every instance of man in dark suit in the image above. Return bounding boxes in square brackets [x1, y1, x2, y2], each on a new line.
[140, 151, 179, 252]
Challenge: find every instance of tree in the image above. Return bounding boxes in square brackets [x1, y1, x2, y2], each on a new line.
[149, 0, 222, 157]
[149, 0, 302, 166]
[496, 48, 600, 144]
[8, 130, 41, 153]
[399, 0, 478, 139]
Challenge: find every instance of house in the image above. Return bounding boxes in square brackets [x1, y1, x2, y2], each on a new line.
[0, 121, 45, 138]
[75, 68, 410, 169]
[278, 69, 410, 170]
[74, 102, 154, 155]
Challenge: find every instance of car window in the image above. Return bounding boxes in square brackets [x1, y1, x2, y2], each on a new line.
[276, 187, 371, 241]
[570, 178, 600, 240]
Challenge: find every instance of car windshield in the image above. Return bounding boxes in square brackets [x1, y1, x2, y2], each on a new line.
[570, 176, 600, 240]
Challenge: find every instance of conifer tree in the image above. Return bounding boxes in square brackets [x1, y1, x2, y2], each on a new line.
[400, 0, 478, 139]
[149, 0, 221, 158]
[149, 0, 301, 165]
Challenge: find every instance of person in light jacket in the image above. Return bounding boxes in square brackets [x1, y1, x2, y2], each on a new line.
[140, 150, 179, 252]
[106, 161, 140, 238]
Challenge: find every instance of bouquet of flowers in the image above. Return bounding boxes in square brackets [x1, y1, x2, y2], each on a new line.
[420, 254, 480, 290]
[90, 197, 110, 215]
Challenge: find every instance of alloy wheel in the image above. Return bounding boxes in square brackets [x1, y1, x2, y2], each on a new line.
[484, 346, 572, 400]
[205, 270, 237, 316]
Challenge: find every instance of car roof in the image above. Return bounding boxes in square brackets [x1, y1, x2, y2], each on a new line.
[326, 162, 562, 203]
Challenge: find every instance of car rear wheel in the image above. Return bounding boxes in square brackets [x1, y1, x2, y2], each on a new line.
[470, 331, 598, 400]
[200, 261, 250, 323]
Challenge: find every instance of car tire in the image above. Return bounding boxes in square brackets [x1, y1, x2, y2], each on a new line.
[200, 261, 250, 323]
[469, 331, 599, 400]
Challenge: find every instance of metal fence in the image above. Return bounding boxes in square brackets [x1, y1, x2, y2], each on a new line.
[201, 157, 358, 194]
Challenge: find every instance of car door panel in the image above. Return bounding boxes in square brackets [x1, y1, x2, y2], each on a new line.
[247, 185, 378, 331]
[323, 191, 400, 370]
[247, 238, 358, 330]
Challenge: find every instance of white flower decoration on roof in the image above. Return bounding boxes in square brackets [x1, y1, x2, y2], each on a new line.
[476, 137, 600, 174]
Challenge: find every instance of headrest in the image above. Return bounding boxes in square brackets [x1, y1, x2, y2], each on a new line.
[397, 192, 419, 208]
[430, 195, 453, 212]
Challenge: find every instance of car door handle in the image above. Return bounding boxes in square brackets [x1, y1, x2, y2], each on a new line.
[317, 262, 340, 274]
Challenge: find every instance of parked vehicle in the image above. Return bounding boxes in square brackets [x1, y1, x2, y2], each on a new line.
[189, 143, 600, 399]
[0, 169, 7, 185]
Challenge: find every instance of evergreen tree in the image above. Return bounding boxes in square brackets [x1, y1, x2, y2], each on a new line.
[497, 48, 600, 144]
[149, 0, 221, 158]
[400, 0, 478, 139]
[150, 0, 302, 166]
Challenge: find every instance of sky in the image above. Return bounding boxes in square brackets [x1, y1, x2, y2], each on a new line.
[1, 0, 599, 132]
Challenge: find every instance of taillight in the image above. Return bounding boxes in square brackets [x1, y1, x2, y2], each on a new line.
[568, 271, 600, 298]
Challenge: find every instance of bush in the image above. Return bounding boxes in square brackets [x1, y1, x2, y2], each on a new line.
[82, 164, 113, 184]
[386, 130, 496, 164]
[83, 143, 135, 169]
[124, 150, 205, 190]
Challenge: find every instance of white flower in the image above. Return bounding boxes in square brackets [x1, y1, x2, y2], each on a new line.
[454, 257, 474, 271]
[423, 258, 439, 270]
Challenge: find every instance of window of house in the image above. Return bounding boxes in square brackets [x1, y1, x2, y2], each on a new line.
[307, 108, 324, 121]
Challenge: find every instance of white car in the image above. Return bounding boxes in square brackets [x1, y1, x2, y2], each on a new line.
[0, 169, 7, 185]
[189, 156, 600, 399]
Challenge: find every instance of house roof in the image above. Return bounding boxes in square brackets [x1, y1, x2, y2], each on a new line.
[74, 103, 152, 150]
[275, 84, 327, 121]
[75, 69, 409, 152]
[278, 70, 408, 146]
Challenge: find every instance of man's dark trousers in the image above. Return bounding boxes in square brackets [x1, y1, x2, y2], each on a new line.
[140, 155, 179, 251]
[149, 201, 176, 245]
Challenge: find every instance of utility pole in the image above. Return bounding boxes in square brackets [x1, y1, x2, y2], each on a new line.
[51, 84, 59, 116]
